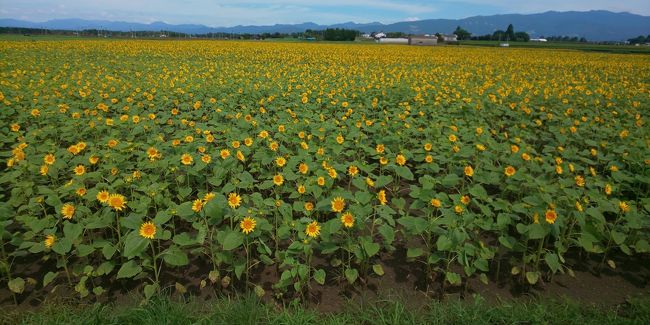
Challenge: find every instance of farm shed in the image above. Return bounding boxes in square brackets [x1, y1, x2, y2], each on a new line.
[408, 35, 438, 46]
[378, 38, 408, 44]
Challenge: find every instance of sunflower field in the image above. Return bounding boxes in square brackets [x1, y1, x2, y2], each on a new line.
[0, 40, 649, 302]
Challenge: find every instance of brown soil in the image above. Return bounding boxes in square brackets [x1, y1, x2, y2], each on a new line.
[1, 246, 648, 314]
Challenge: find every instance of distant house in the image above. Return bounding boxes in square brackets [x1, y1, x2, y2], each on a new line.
[439, 34, 458, 42]
[408, 35, 437, 46]
[373, 32, 387, 39]
[361, 33, 372, 39]
[530, 38, 548, 42]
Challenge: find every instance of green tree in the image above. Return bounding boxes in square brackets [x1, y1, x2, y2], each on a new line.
[453, 26, 471, 40]
[514, 31, 530, 42]
[505, 24, 515, 41]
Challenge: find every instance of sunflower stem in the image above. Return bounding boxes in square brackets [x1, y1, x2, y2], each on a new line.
[151, 241, 160, 285]
[61, 255, 72, 286]
[115, 212, 122, 246]
[245, 237, 250, 287]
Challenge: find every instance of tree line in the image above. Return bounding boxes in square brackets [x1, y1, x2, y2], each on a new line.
[627, 35, 650, 44]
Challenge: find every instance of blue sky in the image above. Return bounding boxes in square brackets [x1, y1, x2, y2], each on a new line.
[1, 0, 649, 26]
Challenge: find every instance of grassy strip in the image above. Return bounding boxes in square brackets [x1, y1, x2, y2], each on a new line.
[3, 294, 649, 325]
[458, 40, 650, 54]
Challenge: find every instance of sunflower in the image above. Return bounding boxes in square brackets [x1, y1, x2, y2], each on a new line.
[317, 176, 325, 186]
[97, 190, 110, 203]
[341, 212, 354, 228]
[454, 205, 464, 214]
[44, 234, 56, 248]
[521, 153, 531, 161]
[424, 155, 433, 163]
[464, 166, 474, 177]
[74, 164, 86, 176]
[139, 221, 156, 239]
[328, 168, 337, 179]
[201, 154, 212, 164]
[107, 139, 118, 148]
[424, 143, 432, 151]
[305, 221, 321, 238]
[366, 177, 375, 187]
[108, 194, 127, 211]
[430, 198, 441, 208]
[203, 192, 216, 202]
[147, 147, 159, 159]
[297, 184, 306, 194]
[511, 145, 519, 153]
[545, 209, 557, 224]
[228, 193, 242, 209]
[331, 197, 345, 213]
[258, 130, 269, 139]
[44, 154, 56, 165]
[375, 144, 385, 154]
[575, 175, 585, 187]
[377, 190, 388, 205]
[178, 153, 193, 165]
[236, 151, 245, 162]
[348, 165, 359, 176]
[89, 155, 100, 164]
[619, 201, 630, 213]
[504, 166, 516, 177]
[61, 203, 75, 219]
[275, 157, 286, 167]
[192, 199, 204, 212]
[604, 184, 612, 195]
[40, 165, 48, 176]
[448, 134, 457, 142]
[76, 188, 86, 197]
[461, 195, 470, 205]
[273, 174, 284, 186]
[240, 217, 256, 235]
[575, 201, 584, 212]
[395, 154, 406, 166]
[220, 149, 231, 159]
[336, 134, 344, 144]
[304, 202, 314, 212]
[67, 145, 80, 155]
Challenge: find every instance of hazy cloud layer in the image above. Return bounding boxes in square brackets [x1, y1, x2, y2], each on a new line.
[1, 0, 648, 26]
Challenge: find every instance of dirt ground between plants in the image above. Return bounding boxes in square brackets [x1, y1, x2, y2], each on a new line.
[1, 245, 648, 315]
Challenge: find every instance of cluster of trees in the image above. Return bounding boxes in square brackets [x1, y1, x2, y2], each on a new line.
[542, 36, 588, 42]
[469, 24, 530, 41]
[302, 28, 359, 41]
[627, 35, 650, 44]
[453, 26, 471, 40]
[0, 26, 364, 41]
[0, 26, 194, 38]
[322, 28, 359, 41]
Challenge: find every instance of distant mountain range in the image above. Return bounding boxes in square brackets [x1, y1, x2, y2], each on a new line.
[1, 10, 649, 41]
